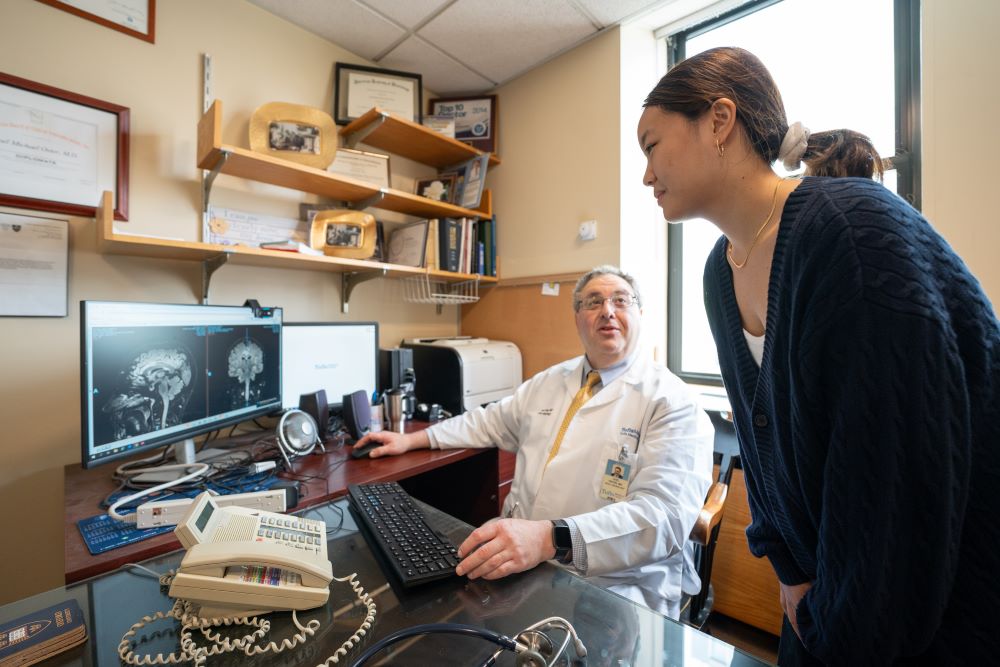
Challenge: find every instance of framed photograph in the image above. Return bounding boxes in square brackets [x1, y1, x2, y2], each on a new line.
[387, 220, 429, 267]
[249, 102, 337, 169]
[327, 147, 391, 189]
[0, 72, 130, 221]
[415, 175, 456, 203]
[428, 95, 497, 153]
[36, 0, 155, 44]
[442, 155, 490, 209]
[334, 62, 422, 126]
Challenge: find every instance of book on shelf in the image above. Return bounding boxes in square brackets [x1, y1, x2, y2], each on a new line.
[424, 219, 439, 270]
[259, 240, 323, 256]
[480, 216, 495, 277]
[439, 218, 461, 272]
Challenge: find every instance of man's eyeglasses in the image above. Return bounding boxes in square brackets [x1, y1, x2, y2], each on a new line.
[576, 293, 639, 311]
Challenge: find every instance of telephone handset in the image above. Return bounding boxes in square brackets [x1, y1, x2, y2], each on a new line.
[168, 491, 333, 617]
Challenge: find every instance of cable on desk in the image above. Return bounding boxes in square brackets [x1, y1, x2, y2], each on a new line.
[346, 623, 518, 667]
[303, 502, 346, 537]
[118, 571, 378, 667]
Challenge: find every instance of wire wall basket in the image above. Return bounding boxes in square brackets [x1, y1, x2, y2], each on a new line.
[402, 274, 480, 306]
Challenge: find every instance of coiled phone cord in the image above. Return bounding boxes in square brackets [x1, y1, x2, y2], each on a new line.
[117, 570, 377, 666]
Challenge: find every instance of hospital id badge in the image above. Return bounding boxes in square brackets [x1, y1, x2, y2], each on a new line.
[599, 447, 636, 502]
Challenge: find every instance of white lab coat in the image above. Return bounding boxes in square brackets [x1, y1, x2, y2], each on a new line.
[428, 354, 714, 617]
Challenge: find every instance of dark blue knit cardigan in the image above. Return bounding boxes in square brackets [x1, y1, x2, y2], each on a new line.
[704, 177, 1000, 665]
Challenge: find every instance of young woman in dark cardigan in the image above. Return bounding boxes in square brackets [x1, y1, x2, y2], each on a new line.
[637, 46, 999, 665]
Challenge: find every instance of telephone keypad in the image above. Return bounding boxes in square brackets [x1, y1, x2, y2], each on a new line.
[253, 510, 326, 556]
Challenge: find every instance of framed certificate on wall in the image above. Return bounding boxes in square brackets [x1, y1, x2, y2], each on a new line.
[0, 72, 130, 220]
[334, 63, 422, 125]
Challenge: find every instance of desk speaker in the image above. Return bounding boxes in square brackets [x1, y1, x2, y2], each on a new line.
[298, 390, 329, 440]
[342, 390, 371, 441]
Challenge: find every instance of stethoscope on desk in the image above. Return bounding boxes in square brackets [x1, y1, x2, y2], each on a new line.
[347, 616, 587, 667]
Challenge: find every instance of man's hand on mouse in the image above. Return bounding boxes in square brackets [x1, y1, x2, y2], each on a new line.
[352, 429, 431, 458]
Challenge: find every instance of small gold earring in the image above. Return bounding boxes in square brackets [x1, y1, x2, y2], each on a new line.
[716, 140, 725, 157]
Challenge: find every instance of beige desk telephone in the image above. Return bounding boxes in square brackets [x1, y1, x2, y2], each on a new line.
[168, 491, 333, 617]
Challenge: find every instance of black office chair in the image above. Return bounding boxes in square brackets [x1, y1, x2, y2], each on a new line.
[680, 410, 739, 631]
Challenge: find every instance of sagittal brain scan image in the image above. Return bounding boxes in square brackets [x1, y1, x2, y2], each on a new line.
[91, 327, 205, 447]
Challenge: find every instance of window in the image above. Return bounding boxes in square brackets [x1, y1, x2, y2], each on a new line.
[664, 0, 920, 383]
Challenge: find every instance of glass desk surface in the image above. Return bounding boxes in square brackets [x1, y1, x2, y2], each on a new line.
[2, 499, 772, 666]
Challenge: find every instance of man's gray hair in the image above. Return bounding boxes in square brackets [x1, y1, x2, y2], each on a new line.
[572, 265, 643, 311]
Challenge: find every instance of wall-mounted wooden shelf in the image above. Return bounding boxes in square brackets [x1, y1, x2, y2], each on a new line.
[197, 101, 489, 219]
[95, 192, 495, 310]
[341, 108, 501, 169]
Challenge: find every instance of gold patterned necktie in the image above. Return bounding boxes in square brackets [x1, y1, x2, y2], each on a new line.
[544, 370, 601, 471]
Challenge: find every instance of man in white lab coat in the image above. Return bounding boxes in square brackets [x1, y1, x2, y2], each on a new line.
[354, 265, 714, 618]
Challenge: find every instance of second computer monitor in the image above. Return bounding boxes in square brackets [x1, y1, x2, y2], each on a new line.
[281, 322, 379, 412]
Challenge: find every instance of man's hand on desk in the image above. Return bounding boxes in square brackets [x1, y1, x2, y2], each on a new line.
[352, 430, 430, 458]
[456, 518, 555, 580]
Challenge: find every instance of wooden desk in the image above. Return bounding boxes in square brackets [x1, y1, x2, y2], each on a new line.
[711, 466, 783, 635]
[64, 425, 499, 585]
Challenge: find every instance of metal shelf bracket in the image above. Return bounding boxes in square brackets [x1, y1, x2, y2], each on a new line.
[343, 113, 387, 149]
[342, 269, 387, 313]
[202, 253, 230, 304]
[201, 150, 230, 214]
[349, 190, 386, 211]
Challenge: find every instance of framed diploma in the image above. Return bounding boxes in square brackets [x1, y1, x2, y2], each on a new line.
[334, 62, 422, 125]
[429, 95, 498, 153]
[326, 147, 391, 189]
[0, 72, 130, 221]
[35, 0, 155, 43]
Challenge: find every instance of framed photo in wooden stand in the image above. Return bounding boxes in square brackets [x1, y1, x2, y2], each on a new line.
[249, 102, 337, 169]
[428, 95, 497, 153]
[309, 210, 376, 259]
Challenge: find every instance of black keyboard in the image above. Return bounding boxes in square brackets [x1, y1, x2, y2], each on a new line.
[347, 481, 461, 587]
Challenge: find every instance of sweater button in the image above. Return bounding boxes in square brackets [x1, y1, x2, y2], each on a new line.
[753, 414, 768, 427]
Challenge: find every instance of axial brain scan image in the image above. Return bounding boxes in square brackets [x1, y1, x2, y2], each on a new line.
[227, 338, 265, 407]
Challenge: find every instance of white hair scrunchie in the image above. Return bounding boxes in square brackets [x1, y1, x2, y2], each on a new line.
[778, 121, 811, 171]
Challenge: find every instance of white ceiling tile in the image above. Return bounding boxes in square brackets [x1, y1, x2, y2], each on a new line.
[361, 0, 451, 29]
[573, 0, 672, 27]
[247, 0, 405, 61]
[379, 36, 496, 96]
[417, 0, 598, 84]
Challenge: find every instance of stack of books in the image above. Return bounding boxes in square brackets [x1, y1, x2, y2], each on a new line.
[0, 599, 87, 665]
[430, 216, 497, 276]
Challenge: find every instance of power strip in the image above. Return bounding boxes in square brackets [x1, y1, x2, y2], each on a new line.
[135, 489, 287, 528]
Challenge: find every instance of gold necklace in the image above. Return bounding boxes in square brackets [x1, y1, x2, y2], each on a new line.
[727, 177, 784, 270]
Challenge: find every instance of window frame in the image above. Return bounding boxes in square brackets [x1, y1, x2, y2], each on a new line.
[664, 0, 921, 385]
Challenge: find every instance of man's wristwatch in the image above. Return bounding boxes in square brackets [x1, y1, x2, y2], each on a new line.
[550, 519, 573, 564]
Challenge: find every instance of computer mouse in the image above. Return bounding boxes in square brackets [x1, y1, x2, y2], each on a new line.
[351, 442, 381, 459]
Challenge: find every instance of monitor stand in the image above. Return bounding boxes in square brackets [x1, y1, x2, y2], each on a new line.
[130, 438, 232, 484]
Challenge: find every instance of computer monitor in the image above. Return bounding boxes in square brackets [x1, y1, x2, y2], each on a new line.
[281, 322, 379, 412]
[80, 301, 283, 469]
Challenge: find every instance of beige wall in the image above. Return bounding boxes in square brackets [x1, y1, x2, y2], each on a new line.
[922, 0, 1000, 305]
[0, 0, 458, 604]
[0, 0, 996, 605]
[489, 29, 622, 279]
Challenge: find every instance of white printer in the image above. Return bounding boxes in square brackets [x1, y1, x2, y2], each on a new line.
[402, 337, 522, 415]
